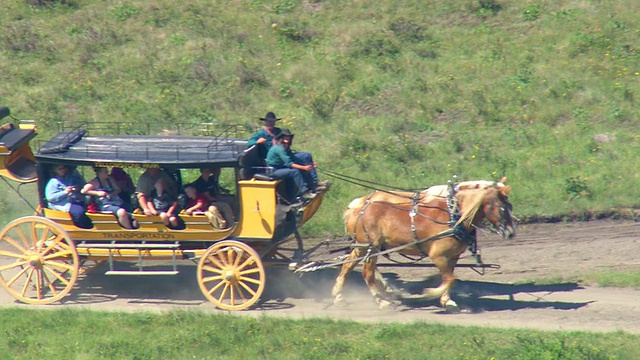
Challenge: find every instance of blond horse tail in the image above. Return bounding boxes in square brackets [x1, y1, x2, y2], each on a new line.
[343, 207, 357, 234]
[344, 197, 365, 234]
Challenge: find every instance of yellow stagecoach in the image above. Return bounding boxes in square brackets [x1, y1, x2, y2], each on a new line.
[0, 107, 330, 310]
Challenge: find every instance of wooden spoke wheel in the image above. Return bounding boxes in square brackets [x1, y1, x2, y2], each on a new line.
[0, 216, 79, 304]
[197, 240, 265, 311]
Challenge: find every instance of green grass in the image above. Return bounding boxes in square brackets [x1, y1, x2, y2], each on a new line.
[0, 308, 638, 360]
[2, 0, 639, 235]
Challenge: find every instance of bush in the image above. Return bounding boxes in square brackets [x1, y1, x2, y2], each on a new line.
[564, 176, 592, 200]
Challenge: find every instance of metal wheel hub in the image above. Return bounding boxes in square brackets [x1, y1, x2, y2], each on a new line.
[28, 255, 43, 269]
[224, 270, 238, 284]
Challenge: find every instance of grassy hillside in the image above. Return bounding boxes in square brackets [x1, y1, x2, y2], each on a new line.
[1, 0, 639, 234]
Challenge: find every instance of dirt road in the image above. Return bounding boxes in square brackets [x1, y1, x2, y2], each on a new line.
[1, 220, 639, 333]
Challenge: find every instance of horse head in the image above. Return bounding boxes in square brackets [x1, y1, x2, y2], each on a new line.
[455, 184, 516, 239]
[481, 184, 516, 239]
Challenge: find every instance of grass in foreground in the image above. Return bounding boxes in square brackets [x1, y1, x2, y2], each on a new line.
[524, 271, 640, 289]
[0, 308, 638, 360]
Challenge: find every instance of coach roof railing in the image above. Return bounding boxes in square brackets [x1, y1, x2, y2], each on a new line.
[35, 121, 253, 166]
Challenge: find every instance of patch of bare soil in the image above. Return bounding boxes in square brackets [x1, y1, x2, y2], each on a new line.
[0, 220, 639, 334]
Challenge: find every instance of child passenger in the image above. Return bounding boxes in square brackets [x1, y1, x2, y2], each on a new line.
[183, 184, 227, 229]
[147, 179, 179, 228]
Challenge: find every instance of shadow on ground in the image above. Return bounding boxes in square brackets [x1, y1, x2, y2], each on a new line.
[380, 272, 590, 313]
[58, 262, 590, 313]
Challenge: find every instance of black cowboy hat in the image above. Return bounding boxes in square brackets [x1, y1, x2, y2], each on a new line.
[260, 112, 281, 121]
[276, 128, 294, 140]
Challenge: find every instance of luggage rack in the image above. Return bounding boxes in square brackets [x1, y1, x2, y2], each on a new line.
[35, 122, 252, 165]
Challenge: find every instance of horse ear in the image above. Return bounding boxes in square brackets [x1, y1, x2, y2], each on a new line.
[499, 176, 507, 184]
[500, 185, 512, 197]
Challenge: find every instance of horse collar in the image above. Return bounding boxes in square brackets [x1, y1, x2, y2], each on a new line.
[447, 189, 480, 261]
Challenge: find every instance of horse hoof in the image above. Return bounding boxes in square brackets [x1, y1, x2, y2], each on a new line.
[443, 300, 460, 313]
[385, 289, 401, 300]
[378, 299, 392, 309]
[333, 295, 348, 307]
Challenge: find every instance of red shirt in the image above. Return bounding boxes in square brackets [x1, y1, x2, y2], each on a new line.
[187, 194, 208, 211]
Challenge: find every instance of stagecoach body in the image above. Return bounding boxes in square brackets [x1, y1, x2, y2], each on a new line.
[0, 110, 329, 310]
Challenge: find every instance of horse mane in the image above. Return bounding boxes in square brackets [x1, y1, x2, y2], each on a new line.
[454, 187, 494, 228]
[346, 178, 508, 210]
[422, 177, 506, 202]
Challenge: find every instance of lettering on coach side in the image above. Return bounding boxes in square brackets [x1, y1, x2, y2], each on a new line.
[94, 162, 160, 170]
[102, 232, 176, 240]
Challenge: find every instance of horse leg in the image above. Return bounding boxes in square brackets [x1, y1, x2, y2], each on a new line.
[374, 269, 399, 299]
[331, 248, 364, 306]
[423, 256, 460, 312]
[361, 252, 392, 309]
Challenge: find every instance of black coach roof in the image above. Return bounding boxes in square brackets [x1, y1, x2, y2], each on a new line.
[35, 129, 249, 167]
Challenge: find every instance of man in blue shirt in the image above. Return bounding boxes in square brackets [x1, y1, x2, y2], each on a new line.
[266, 129, 316, 203]
[248, 112, 320, 187]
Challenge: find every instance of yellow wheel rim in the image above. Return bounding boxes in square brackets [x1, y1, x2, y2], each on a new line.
[0, 216, 79, 304]
[197, 240, 265, 311]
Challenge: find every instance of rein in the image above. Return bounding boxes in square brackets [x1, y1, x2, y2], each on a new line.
[321, 170, 424, 193]
[297, 185, 488, 274]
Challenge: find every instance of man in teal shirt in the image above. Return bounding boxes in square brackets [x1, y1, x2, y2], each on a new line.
[247, 112, 282, 157]
[266, 129, 316, 202]
[248, 112, 319, 186]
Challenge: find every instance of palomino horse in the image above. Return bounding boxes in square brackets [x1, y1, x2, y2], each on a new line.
[332, 183, 516, 310]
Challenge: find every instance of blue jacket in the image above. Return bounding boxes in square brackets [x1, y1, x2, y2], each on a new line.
[45, 172, 85, 211]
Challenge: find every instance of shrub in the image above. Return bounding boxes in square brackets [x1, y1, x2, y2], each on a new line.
[26, 0, 76, 7]
[308, 90, 341, 119]
[388, 17, 430, 43]
[351, 32, 401, 59]
[236, 64, 268, 88]
[564, 176, 592, 200]
[110, 3, 139, 22]
[275, 21, 316, 43]
[2, 23, 39, 53]
[522, 3, 542, 21]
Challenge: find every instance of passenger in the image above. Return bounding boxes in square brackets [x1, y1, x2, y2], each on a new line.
[136, 167, 177, 216]
[182, 184, 208, 215]
[266, 129, 316, 203]
[147, 179, 179, 228]
[248, 112, 324, 190]
[45, 164, 92, 229]
[191, 167, 236, 221]
[183, 184, 228, 229]
[110, 167, 135, 205]
[81, 167, 134, 229]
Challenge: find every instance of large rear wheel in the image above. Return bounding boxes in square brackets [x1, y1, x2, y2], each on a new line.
[197, 240, 265, 311]
[0, 216, 79, 304]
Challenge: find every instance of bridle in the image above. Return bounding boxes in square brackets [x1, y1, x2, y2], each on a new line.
[483, 193, 516, 239]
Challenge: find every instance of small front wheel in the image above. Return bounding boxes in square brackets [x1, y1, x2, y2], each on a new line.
[0, 216, 79, 304]
[197, 240, 265, 311]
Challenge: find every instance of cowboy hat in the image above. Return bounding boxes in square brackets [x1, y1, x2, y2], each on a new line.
[276, 128, 294, 140]
[260, 112, 281, 121]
